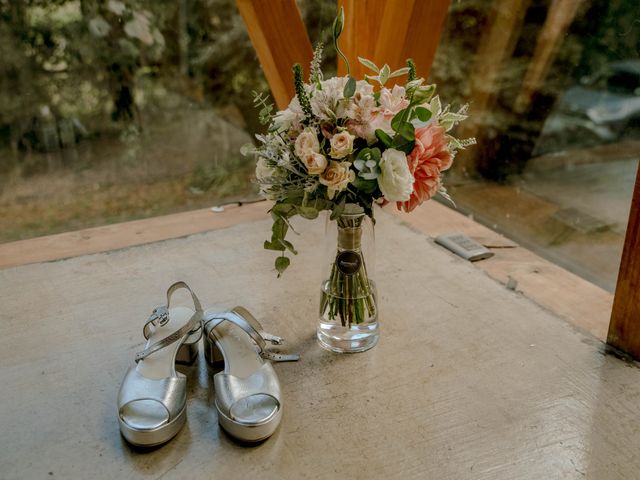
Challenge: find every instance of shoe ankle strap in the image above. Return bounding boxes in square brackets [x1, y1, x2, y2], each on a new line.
[203, 307, 300, 362]
[135, 281, 203, 363]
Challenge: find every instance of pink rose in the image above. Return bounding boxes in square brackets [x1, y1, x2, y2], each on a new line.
[396, 124, 453, 213]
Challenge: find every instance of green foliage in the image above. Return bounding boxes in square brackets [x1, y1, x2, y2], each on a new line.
[309, 42, 324, 85]
[293, 63, 313, 119]
[343, 76, 356, 98]
[332, 6, 350, 76]
[407, 58, 417, 82]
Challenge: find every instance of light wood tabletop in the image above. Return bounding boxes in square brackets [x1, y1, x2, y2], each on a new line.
[1, 209, 638, 479]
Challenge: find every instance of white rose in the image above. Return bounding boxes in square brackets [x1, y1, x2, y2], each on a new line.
[329, 131, 355, 159]
[294, 128, 320, 158]
[319, 161, 356, 199]
[378, 148, 413, 201]
[302, 152, 328, 175]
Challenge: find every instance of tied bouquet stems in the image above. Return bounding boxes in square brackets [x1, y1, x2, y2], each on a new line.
[319, 205, 377, 327]
[245, 7, 475, 294]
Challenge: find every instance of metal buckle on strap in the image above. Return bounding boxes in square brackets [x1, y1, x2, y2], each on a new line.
[149, 306, 170, 326]
[260, 351, 300, 362]
[262, 333, 283, 345]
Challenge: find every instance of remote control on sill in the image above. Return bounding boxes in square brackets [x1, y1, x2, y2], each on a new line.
[434, 233, 494, 262]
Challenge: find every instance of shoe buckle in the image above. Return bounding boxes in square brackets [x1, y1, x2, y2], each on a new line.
[260, 351, 300, 362]
[262, 332, 283, 345]
[149, 306, 169, 326]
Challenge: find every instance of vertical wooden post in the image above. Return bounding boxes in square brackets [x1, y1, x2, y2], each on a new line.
[514, 0, 584, 113]
[235, 0, 313, 110]
[338, 0, 450, 82]
[608, 163, 640, 359]
[452, 0, 530, 176]
[337, 0, 386, 78]
[374, 0, 451, 80]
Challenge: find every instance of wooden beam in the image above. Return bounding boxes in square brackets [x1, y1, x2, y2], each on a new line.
[608, 163, 640, 359]
[374, 0, 451, 80]
[338, 0, 450, 81]
[452, 0, 530, 176]
[514, 0, 584, 113]
[235, 0, 313, 110]
[337, 0, 386, 78]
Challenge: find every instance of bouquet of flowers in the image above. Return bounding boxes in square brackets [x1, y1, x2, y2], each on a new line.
[246, 9, 474, 329]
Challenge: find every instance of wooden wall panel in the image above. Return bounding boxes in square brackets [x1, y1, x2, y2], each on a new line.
[337, 0, 386, 78]
[375, 0, 451, 80]
[608, 163, 640, 359]
[338, 0, 450, 81]
[236, 0, 313, 109]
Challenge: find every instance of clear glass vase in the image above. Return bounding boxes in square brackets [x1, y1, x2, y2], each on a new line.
[317, 204, 379, 353]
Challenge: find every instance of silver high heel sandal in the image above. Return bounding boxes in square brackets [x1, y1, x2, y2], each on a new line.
[117, 281, 203, 447]
[203, 306, 299, 442]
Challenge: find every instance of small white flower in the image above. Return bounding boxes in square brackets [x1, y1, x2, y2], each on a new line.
[302, 152, 328, 175]
[379, 85, 409, 115]
[329, 131, 355, 159]
[294, 128, 320, 158]
[310, 77, 348, 121]
[378, 148, 413, 201]
[255, 157, 274, 182]
[319, 161, 356, 199]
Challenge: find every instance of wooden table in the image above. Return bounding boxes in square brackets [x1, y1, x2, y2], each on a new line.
[1, 210, 639, 479]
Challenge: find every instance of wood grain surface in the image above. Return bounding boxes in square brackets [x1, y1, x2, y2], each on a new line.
[236, 0, 313, 109]
[608, 162, 640, 358]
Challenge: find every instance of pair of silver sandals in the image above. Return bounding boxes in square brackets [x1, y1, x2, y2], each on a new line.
[117, 281, 299, 447]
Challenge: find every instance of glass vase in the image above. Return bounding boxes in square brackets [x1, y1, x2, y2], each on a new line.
[317, 204, 379, 353]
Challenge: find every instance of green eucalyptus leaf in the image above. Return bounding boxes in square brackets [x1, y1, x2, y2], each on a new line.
[275, 256, 290, 276]
[397, 121, 415, 141]
[279, 239, 298, 255]
[415, 106, 432, 122]
[264, 240, 285, 251]
[343, 76, 356, 98]
[392, 135, 415, 154]
[391, 109, 409, 132]
[375, 129, 393, 147]
[271, 218, 288, 242]
[298, 206, 319, 219]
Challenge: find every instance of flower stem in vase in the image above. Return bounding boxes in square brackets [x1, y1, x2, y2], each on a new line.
[320, 209, 377, 329]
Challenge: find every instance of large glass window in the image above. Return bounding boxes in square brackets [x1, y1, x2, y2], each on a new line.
[432, 0, 640, 291]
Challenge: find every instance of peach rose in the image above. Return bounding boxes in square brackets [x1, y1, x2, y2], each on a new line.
[329, 131, 355, 159]
[397, 124, 453, 213]
[319, 161, 355, 199]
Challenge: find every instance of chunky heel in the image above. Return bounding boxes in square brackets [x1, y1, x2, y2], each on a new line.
[117, 281, 203, 447]
[176, 341, 199, 366]
[203, 325, 224, 366]
[202, 307, 299, 442]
